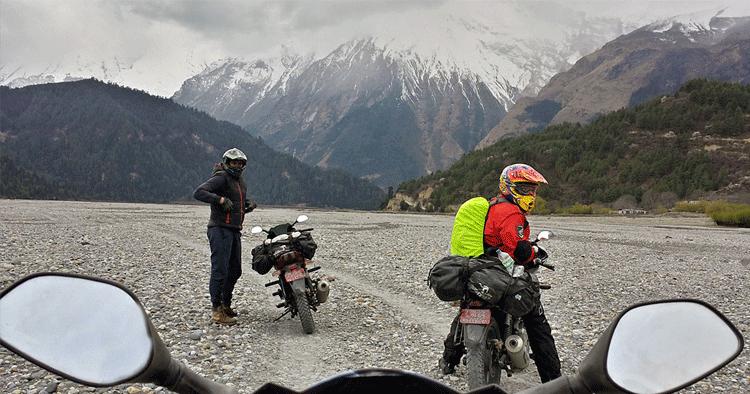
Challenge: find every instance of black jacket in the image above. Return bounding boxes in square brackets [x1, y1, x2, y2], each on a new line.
[194, 164, 248, 230]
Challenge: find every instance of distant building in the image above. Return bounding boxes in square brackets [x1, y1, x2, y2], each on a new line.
[618, 208, 647, 215]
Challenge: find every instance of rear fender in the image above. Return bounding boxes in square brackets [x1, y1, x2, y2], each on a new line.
[463, 324, 490, 349]
[289, 278, 307, 293]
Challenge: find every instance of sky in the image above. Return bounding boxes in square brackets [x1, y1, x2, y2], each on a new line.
[1, 0, 748, 96]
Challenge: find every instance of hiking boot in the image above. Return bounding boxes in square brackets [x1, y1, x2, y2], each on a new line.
[222, 304, 238, 318]
[212, 306, 237, 325]
[439, 358, 456, 375]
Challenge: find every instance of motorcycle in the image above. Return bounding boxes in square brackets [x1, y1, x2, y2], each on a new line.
[249, 214, 330, 334]
[0, 272, 743, 393]
[459, 230, 556, 390]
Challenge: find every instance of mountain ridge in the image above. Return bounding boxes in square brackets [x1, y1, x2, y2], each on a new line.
[480, 15, 750, 146]
[0, 79, 386, 209]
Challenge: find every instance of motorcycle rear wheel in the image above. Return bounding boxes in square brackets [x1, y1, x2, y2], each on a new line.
[465, 324, 502, 389]
[466, 346, 487, 390]
[295, 290, 315, 334]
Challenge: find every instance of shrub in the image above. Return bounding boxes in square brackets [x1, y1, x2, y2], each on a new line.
[675, 200, 750, 227]
[561, 203, 594, 215]
[705, 201, 750, 227]
[673, 200, 708, 213]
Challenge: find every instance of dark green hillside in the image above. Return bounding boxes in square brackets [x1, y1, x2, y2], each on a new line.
[396, 79, 750, 211]
[0, 79, 385, 209]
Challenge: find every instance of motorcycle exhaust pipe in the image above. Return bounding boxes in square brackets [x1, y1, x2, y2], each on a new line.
[505, 334, 530, 370]
[316, 280, 330, 303]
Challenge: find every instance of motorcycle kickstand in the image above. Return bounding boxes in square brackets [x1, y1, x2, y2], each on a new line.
[274, 308, 292, 321]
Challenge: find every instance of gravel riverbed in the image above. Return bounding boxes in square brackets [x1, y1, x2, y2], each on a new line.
[1, 200, 748, 393]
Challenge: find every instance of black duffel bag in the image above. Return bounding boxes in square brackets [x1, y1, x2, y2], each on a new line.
[251, 243, 275, 274]
[428, 255, 539, 317]
[296, 232, 317, 259]
[427, 255, 501, 302]
[468, 265, 539, 317]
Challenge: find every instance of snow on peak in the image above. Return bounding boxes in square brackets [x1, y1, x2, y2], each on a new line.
[648, 5, 750, 39]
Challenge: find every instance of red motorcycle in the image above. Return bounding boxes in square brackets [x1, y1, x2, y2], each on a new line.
[250, 214, 330, 334]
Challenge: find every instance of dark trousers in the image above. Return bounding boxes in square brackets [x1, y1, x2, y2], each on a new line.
[442, 302, 562, 383]
[207, 226, 242, 308]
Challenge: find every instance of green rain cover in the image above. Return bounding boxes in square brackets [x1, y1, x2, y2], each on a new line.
[450, 197, 489, 257]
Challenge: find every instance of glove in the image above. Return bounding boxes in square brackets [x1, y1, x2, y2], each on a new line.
[533, 246, 548, 265]
[534, 246, 549, 262]
[244, 201, 257, 213]
[220, 198, 234, 212]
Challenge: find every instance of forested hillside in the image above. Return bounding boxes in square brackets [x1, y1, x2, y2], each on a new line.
[0, 80, 386, 209]
[394, 79, 750, 212]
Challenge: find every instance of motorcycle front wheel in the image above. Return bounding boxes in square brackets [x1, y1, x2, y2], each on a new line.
[294, 290, 316, 334]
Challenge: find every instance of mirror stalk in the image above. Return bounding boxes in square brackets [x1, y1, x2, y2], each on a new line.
[515, 376, 578, 394]
[136, 321, 237, 394]
[163, 358, 237, 394]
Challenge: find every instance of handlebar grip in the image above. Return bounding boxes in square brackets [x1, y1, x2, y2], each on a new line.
[540, 262, 555, 271]
[297, 228, 313, 232]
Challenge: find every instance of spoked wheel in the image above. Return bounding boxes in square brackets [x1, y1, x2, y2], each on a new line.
[294, 290, 315, 334]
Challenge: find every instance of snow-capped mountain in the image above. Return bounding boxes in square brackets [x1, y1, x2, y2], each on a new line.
[481, 12, 750, 146]
[0, 54, 208, 97]
[173, 11, 636, 187]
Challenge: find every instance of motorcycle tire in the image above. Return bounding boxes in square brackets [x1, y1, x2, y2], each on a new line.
[294, 290, 316, 334]
[466, 322, 503, 389]
[466, 345, 487, 390]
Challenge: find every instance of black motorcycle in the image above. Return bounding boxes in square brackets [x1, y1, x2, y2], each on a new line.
[249, 214, 330, 334]
[460, 230, 556, 389]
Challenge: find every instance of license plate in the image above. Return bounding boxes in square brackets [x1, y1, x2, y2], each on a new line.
[284, 268, 305, 282]
[459, 309, 491, 325]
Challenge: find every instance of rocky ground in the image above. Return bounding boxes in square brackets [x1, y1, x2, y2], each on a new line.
[0, 200, 748, 393]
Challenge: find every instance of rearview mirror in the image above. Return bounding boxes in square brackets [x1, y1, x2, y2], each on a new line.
[0, 274, 152, 385]
[0, 273, 237, 393]
[251, 226, 263, 234]
[536, 230, 553, 241]
[569, 299, 743, 394]
[296, 214, 309, 224]
[607, 301, 742, 393]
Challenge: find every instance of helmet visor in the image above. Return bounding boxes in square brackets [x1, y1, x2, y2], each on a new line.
[514, 183, 539, 196]
[227, 159, 246, 169]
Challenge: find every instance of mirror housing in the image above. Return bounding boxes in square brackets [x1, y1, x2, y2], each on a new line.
[536, 230, 553, 241]
[296, 214, 309, 224]
[250, 226, 264, 234]
[0, 273, 237, 394]
[557, 299, 743, 394]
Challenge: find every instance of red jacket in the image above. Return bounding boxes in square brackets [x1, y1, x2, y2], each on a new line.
[483, 197, 536, 265]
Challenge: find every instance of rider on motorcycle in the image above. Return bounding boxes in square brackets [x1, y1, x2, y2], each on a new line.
[440, 163, 562, 383]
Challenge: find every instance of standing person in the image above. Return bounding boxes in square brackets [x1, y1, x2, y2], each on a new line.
[194, 148, 257, 325]
[439, 163, 562, 383]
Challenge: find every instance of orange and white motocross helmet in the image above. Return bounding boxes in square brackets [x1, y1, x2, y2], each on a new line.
[499, 163, 548, 212]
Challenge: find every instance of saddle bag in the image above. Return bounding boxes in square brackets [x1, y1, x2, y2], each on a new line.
[251, 243, 274, 275]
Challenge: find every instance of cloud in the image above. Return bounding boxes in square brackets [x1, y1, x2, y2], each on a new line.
[2, 0, 748, 96]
